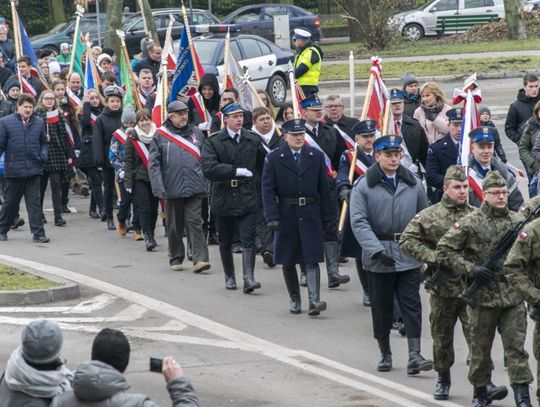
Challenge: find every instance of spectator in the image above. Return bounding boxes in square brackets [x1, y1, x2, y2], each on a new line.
[91, 46, 102, 62]
[0, 78, 20, 118]
[257, 89, 277, 119]
[50, 328, 199, 406]
[478, 105, 507, 163]
[0, 94, 49, 243]
[401, 73, 420, 118]
[524, 101, 540, 197]
[10, 56, 43, 98]
[0, 319, 73, 405]
[188, 73, 220, 127]
[0, 51, 11, 88]
[504, 73, 540, 144]
[0, 24, 15, 70]
[134, 44, 162, 83]
[48, 58, 61, 83]
[276, 102, 294, 127]
[413, 82, 451, 144]
[97, 53, 113, 75]
[57, 43, 70, 70]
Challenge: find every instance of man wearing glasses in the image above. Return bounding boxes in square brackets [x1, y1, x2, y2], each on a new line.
[293, 28, 322, 97]
[323, 95, 359, 139]
[468, 126, 524, 211]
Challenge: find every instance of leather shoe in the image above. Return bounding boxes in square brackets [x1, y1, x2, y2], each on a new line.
[377, 353, 392, 372]
[100, 213, 107, 222]
[308, 300, 326, 316]
[262, 251, 275, 268]
[11, 217, 25, 229]
[54, 217, 67, 227]
[89, 210, 100, 219]
[33, 235, 50, 243]
[225, 276, 237, 290]
[362, 291, 371, 307]
[107, 219, 116, 230]
[289, 294, 301, 314]
[61, 204, 72, 214]
[0, 233, 7, 241]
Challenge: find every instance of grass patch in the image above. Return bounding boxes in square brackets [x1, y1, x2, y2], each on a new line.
[321, 56, 540, 81]
[0, 264, 60, 291]
[321, 37, 540, 60]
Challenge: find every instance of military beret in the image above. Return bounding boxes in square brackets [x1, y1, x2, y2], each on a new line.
[300, 94, 323, 110]
[167, 100, 188, 112]
[221, 102, 244, 116]
[293, 28, 311, 40]
[482, 170, 506, 190]
[352, 119, 377, 136]
[282, 118, 306, 134]
[374, 134, 402, 153]
[470, 126, 495, 144]
[103, 85, 124, 99]
[389, 88, 404, 103]
[444, 165, 467, 182]
[446, 108, 463, 122]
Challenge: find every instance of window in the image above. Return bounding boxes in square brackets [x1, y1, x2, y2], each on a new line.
[464, 0, 493, 7]
[192, 12, 212, 25]
[257, 40, 271, 56]
[128, 15, 163, 32]
[234, 8, 261, 23]
[240, 38, 264, 59]
[230, 40, 242, 61]
[432, 0, 458, 11]
[263, 6, 297, 20]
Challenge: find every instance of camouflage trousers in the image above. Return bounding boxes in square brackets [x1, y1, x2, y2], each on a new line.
[533, 321, 540, 399]
[468, 302, 533, 386]
[429, 295, 471, 372]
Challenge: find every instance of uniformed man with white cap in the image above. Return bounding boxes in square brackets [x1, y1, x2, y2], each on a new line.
[293, 28, 323, 97]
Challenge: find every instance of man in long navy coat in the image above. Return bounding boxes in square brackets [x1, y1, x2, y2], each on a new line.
[262, 118, 334, 316]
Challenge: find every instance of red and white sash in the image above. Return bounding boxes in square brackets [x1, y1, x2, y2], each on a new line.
[333, 124, 355, 150]
[304, 133, 333, 177]
[112, 128, 128, 145]
[468, 168, 484, 202]
[20, 75, 37, 97]
[157, 126, 201, 160]
[132, 139, 149, 168]
[67, 88, 82, 110]
[46, 109, 60, 124]
[346, 150, 368, 176]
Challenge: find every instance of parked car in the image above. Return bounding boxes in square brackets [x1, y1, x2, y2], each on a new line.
[191, 34, 293, 106]
[121, 8, 222, 56]
[390, 0, 505, 40]
[222, 4, 321, 43]
[523, 0, 540, 10]
[30, 13, 133, 54]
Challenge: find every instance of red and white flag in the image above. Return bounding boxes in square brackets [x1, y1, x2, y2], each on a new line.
[46, 109, 60, 124]
[64, 123, 75, 148]
[67, 88, 82, 110]
[333, 124, 355, 150]
[366, 57, 389, 131]
[452, 78, 482, 167]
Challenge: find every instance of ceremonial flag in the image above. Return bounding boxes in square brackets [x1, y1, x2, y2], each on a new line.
[14, 11, 48, 89]
[223, 44, 254, 111]
[170, 25, 203, 103]
[84, 46, 100, 90]
[452, 81, 482, 166]
[366, 57, 388, 130]
[162, 16, 177, 72]
[152, 76, 165, 127]
[70, 34, 86, 80]
[46, 109, 60, 124]
[18, 16, 39, 67]
[118, 49, 136, 109]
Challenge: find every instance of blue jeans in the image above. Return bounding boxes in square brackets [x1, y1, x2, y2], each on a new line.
[529, 172, 538, 198]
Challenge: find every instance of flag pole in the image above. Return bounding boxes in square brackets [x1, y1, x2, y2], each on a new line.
[68, 5, 85, 77]
[222, 27, 230, 93]
[349, 50, 355, 117]
[181, 3, 200, 84]
[288, 61, 301, 119]
[338, 71, 375, 232]
[10, 1, 22, 60]
[116, 29, 143, 111]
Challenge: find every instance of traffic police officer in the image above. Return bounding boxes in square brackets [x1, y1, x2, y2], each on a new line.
[350, 134, 432, 375]
[201, 102, 267, 293]
[293, 28, 323, 97]
[261, 118, 334, 316]
[336, 119, 377, 306]
[437, 171, 533, 407]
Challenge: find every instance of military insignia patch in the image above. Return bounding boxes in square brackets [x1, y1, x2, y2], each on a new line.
[453, 222, 460, 229]
[519, 232, 528, 239]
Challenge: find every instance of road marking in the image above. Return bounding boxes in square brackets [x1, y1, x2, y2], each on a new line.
[0, 254, 462, 407]
[0, 294, 115, 314]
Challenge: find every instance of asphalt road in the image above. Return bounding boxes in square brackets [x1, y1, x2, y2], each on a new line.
[0, 77, 535, 406]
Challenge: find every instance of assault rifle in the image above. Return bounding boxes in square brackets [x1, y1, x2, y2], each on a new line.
[458, 203, 540, 308]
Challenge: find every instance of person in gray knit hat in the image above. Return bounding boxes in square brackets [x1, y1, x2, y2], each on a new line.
[0, 319, 73, 406]
[402, 73, 420, 118]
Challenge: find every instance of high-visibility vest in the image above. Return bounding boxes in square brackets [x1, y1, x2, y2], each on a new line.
[294, 45, 322, 86]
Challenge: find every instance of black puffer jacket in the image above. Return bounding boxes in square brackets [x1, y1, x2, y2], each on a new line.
[0, 97, 16, 119]
[504, 89, 540, 143]
[125, 124, 156, 188]
[78, 102, 103, 168]
[92, 107, 123, 168]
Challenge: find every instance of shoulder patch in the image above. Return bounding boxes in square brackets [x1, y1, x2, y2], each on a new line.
[453, 222, 460, 229]
[519, 231, 528, 239]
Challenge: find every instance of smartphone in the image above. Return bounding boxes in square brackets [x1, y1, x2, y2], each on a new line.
[149, 357, 163, 373]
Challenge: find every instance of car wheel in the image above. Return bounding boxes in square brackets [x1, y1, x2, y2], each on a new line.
[267, 74, 287, 107]
[402, 23, 424, 41]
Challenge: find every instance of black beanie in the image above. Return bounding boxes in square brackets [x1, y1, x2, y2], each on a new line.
[91, 328, 131, 373]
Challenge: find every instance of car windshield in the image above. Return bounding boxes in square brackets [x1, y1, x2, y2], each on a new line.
[48, 22, 70, 34]
[420, 0, 439, 9]
[193, 39, 220, 65]
[122, 13, 142, 29]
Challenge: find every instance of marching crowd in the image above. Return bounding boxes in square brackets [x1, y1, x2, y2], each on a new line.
[2, 23, 540, 407]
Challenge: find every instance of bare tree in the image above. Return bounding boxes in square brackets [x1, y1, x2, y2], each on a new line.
[503, 0, 527, 40]
[104, 0, 123, 56]
[137, 0, 160, 44]
[49, 0, 67, 26]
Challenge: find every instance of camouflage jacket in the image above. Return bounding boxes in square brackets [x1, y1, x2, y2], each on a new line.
[520, 195, 540, 219]
[504, 218, 540, 305]
[436, 202, 524, 308]
[400, 194, 475, 297]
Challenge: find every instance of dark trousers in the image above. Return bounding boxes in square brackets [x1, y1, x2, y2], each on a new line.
[324, 185, 338, 242]
[216, 212, 256, 251]
[133, 180, 158, 233]
[368, 268, 422, 340]
[61, 176, 69, 206]
[116, 182, 131, 223]
[0, 175, 44, 236]
[165, 194, 208, 265]
[40, 172, 62, 217]
[256, 193, 272, 253]
[102, 167, 115, 219]
[300, 84, 319, 97]
[82, 167, 103, 213]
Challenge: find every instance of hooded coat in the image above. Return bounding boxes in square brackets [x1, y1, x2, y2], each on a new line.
[188, 73, 220, 125]
[504, 89, 540, 144]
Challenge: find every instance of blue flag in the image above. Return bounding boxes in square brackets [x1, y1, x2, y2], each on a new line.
[84, 50, 97, 89]
[18, 17, 39, 66]
[169, 25, 198, 103]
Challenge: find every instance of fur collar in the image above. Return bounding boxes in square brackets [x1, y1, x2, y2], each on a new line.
[366, 163, 417, 188]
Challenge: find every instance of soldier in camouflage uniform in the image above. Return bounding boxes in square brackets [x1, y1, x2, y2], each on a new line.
[436, 170, 533, 407]
[504, 202, 540, 404]
[520, 195, 540, 218]
[400, 165, 474, 400]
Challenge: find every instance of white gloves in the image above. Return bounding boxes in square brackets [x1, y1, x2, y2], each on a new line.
[118, 169, 125, 180]
[198, 122, 211, 131]
[125, 187, 132, 194]
[235, 168, 253, 177]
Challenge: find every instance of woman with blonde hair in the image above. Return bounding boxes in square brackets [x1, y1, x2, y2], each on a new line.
[257, 90, 277, 119]
[413, 82, 451, 144]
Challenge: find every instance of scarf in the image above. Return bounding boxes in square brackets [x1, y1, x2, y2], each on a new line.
[251, 123, 276, 146]
[4, 347, 73, 398]
[403, 90, 420, 102]
[421, 101, 444, 115]
[135, 122, 156, 144]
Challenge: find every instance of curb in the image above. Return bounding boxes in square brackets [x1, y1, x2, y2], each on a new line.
[0, 263, 80, 306]
[318, 70, 539, 90]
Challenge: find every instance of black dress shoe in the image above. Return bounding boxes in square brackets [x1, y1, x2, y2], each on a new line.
[100, 213, 107, 222]
[107, 219, 116, 230]
[61, 205, 72, 214]
[232, 243, 242, 254]
[54, 217, 67, 227]
[225, 276, 237, 290]
[0, 233, 7, 241]
[377, 353, 392, 372]
[33, 235, 50, 243]
[362, 291, 371, 306]
[11, 217, 25, 229]
[89, 210, 100, 219]
[262, 251, 275, 267]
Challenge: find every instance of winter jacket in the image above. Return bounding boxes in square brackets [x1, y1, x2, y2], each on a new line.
[92, 107, 123, 168]
[149, 119, 206, 199]
[50, 360, 199, 407]
[403, 91, 420, 118]
[78, 102, 103, 168]
[188, 73, 220, 125]
[481, 119, 507, 162]
[8, 73, 42, 98]
[35, 108, 74, 173]
[530, 118, 540, 166]
[519, 116, 540, 176]
[108, 135, 126, 183]
[0, 113, 48, 178]
[0, 97, 16, 119]
[133, 56, 160, 83]
[350, 163, 428, 273]
[504, 89, 540, 143]
[413, 103, 451, 144]
[125, 124, 156, 188]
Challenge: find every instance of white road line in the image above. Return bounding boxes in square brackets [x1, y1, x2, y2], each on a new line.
[0, 255, 462, 407]
[0, 294, 115, 314]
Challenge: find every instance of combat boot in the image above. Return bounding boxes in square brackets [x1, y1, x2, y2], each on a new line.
[433, 371, 451, 400]
[472, 386, 488, 407]
[220, 249, 236, 290]
[406, 337, 433, 375]
[144, 232, 157, 251]
[306, 264, 326, 316]
[323, 242, 350, 288]
[377, 336, 392, 372]
[486, 381, 508, 402]
[511, 383, 532, 407]
[282, 266, 301, 314]
[242, 249, 261, 294]
[300, 264, 307, 287]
